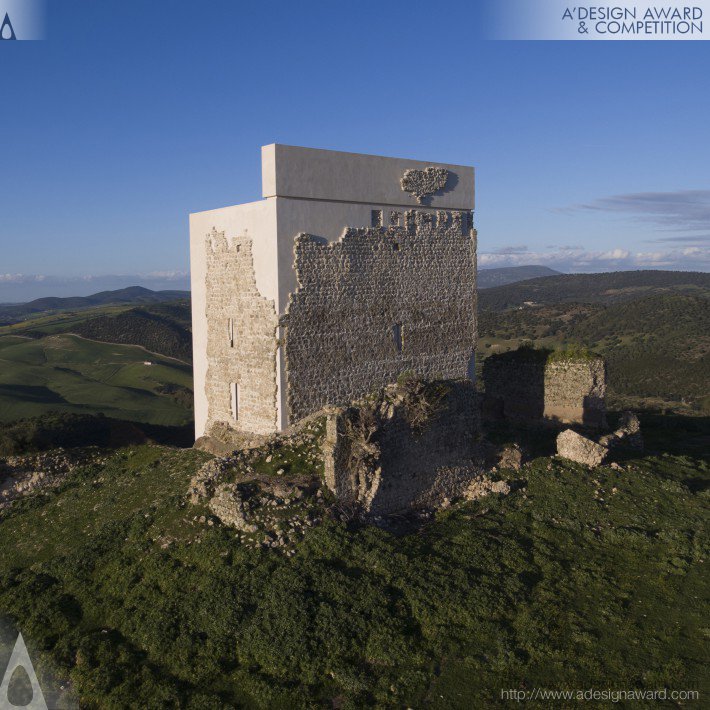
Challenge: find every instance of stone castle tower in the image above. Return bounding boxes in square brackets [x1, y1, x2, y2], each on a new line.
[189, 145, 477, 439]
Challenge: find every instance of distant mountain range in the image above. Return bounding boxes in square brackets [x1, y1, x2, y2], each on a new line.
[0, 286, 190, 323]
[477, 265, 561, 289]
[0, 274, 191, 303]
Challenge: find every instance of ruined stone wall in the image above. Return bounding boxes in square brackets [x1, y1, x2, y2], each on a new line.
[481, 356, 546, 421]
[284, 209, 477, 423]
[323, 380, 482, 515]
[544, 358, 606, 427]
[204, 229, 279, 436]
[482, 349, 607, 428]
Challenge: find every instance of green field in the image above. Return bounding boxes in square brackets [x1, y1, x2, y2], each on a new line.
[0, 305, 136, 337]
[0, 334, 193, 425]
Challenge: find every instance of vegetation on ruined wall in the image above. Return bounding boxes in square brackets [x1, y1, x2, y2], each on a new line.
[394, 371, 451, 432]
[0, 414, 707, 708]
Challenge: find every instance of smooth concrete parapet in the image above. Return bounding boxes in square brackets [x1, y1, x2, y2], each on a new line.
[262, 144, 474, 209]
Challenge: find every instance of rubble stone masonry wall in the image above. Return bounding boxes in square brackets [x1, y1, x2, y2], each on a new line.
[323, 381, 482, 515]
[204, 229, 279, 436]
[483, 350, 607, 428]
[284, 209, 478, 423]
[544, 358, 606, 427]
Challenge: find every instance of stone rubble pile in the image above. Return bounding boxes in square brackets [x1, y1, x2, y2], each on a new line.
[463, 476, 511, 501]
[188, 421, 325, 554]
[556, 411, 643, 467]
[0, 448, 104, 510]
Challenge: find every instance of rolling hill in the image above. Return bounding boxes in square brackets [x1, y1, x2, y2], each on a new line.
[64, 307, 192, 362]
[0, 333, 193, 425]
[0, 286, 190, 323]
[477, 265, 561, 289]
[479, 269, 710, 311]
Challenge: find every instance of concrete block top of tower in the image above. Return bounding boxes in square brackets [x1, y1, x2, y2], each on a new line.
[261, 144, 474, 210]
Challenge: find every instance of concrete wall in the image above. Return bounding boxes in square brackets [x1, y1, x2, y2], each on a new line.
[262, 143, 474, 209]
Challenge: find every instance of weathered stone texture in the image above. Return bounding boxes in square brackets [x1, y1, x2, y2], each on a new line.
[482, 356, 546, 421]
[322, 380, 484, 515]
[544, 358, 606, 427]
[204, 229, 279, 436]
[556, 429, 609, 467]
[284, 210, 477, 423]
[483, 350, 607, 428]
[599, 411, 644, 451]
[209, 483, 258, 532]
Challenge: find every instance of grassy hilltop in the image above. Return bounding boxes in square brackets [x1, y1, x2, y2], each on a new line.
[0, 414, 708, 708]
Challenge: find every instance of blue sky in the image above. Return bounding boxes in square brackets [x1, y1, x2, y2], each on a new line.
[1, 0, 709, 299]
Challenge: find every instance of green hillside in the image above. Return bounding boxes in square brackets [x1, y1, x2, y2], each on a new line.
[477, 265, 561, 289]
[69, 307, 193, 362]
[0, 300, 193, 362]
[0, 334, 193, 425]
[479, 270, 710, 311]
[0, 415, 706, 708]
[0, 286, 190, 323]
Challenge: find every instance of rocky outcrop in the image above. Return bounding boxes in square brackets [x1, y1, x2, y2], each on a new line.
[556, 429, 609, 467]
[599, 411, 643, 452]
[556, 412, 643, 467]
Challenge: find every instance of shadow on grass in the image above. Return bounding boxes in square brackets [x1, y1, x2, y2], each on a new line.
[0, 411, 195, 455]
[0, 384, 68, 404]
[483, 408, 710, 463]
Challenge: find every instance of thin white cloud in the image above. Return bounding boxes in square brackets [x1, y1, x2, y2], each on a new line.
[479, 245, 709, 272]
[558, 189, 710, 246]
[0, 274, 45, 283]
[143, 270, 189, 280]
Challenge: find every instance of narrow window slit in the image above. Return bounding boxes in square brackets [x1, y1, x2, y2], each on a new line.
[392, 323, 403, 354]
[230, 383, 239, 421]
